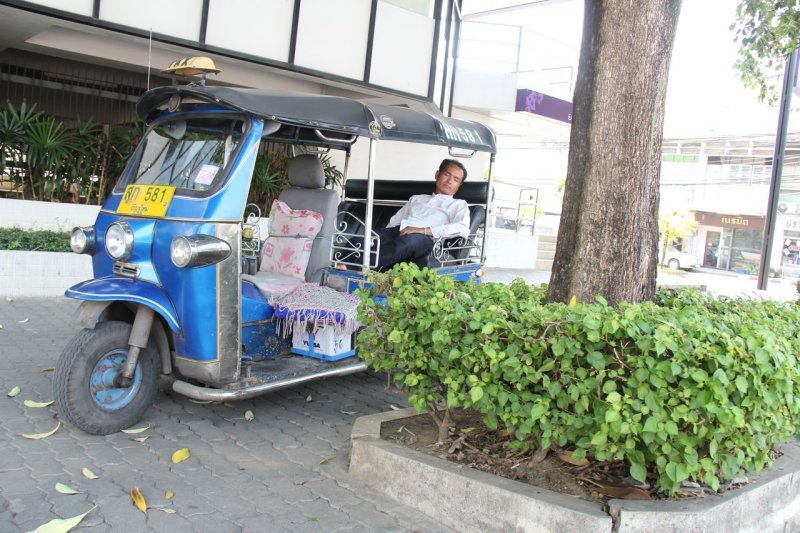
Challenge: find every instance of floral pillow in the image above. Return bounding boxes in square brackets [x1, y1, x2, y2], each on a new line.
[259, 200, 323, 279]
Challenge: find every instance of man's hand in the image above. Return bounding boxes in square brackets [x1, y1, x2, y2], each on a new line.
[399, 226, 430, 237]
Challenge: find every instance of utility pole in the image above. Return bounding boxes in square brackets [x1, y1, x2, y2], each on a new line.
[758, 49, 798, 291]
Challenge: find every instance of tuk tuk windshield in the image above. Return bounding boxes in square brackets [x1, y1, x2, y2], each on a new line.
[121, 116, 246, 195]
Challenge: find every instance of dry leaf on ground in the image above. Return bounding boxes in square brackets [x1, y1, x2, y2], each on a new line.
[24, 399, 54, 408]
[21, 421, 60, 440]
[42, 367, 55, 372]
[596, 484, 653, 500]
[171, 447, 190, 463]
[558, 450, 590, 467]
[28, 506, 95, 533]
[121, 426, 149, 434]
[81, 467, 98, 480]
[244, 410, 254, 421]
[18, 318, 29, 323]
[131, 487, 147, 514]
[164, 489, 174, 500]
[7, 385, 20, 397]
[306, 395, 313, 403]
[55, 482, 80, 495]
[132, 436, 149, 443]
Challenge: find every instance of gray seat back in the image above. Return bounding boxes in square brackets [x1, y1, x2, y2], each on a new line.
[278, 154, 338, 282]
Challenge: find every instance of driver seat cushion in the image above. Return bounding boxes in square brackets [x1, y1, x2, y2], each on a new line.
[279, 154, 339, 282]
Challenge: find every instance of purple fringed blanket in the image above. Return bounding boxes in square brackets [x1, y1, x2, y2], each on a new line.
[273, 283, 361, 337]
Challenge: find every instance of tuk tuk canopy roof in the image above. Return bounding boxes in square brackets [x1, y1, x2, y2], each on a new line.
[137, 86, 497, 154]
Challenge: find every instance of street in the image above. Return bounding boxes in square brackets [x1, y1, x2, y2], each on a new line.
[0, 298, 449, 533]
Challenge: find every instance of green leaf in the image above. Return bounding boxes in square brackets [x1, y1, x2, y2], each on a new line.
[387, 330, 403, 343]
[735, 375, 748, 393]
[530, 403, 547, 420]
[630, 462, 647, 484]
[470, 386, 484, 403]
[586, 351, 605, 369]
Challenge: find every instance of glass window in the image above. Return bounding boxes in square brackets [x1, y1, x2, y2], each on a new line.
[119, 116, 245, 196]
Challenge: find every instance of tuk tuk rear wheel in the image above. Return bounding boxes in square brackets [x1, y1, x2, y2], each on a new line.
[54, 321, 159, 435]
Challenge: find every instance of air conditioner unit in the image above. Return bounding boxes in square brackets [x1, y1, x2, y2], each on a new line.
[778, 202, 797, 214]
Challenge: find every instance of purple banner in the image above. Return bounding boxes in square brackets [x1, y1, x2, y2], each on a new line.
[515, 89, 572, 123]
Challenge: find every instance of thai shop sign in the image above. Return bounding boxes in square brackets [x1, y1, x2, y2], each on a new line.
[695, 211, 765, 230]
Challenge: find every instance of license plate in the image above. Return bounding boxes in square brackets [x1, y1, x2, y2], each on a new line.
[117, 185, 175, 217]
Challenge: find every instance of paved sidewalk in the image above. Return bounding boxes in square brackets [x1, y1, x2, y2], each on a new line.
[0, 297, 453, 532]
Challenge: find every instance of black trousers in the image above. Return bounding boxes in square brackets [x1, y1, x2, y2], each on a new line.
[370, 226, 434, 272]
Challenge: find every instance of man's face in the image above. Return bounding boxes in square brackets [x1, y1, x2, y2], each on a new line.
[435, 164, 465, 196]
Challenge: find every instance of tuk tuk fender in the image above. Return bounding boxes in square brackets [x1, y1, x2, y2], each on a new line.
[66, 277, 181, 333]
[72, 300, 174, 376]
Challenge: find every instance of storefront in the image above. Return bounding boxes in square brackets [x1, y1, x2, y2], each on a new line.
[695, 211, 765, 273]
[776, 215, 800, 278]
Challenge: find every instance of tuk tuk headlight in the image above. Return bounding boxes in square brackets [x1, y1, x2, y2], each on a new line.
[171, 235, 231, 268]
[105, 222, 134, 260]
[70, 226, 96, 255]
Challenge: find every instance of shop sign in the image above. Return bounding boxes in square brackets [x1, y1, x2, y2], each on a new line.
[695, 211, 764, 230]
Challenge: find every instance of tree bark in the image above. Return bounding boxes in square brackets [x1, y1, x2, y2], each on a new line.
[548, 0, 682, 306]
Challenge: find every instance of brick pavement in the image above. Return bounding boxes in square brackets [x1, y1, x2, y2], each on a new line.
[0, 297, 452, 532]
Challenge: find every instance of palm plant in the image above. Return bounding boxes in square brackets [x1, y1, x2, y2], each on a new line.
[0, 100, 42, 194]
[24, 116, 77, 201]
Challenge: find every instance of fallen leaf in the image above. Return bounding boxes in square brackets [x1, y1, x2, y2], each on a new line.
[596, 484, 653, 500]
[164, 490, 174, 500]
[158, 507, 176, 514]
[306, 395, 313, 403]
[307, 517, 320, 523]
[21, 421, 60, 440]
[0, 324, 4, 329]
[132, 436, 149, 443]
[24, 400, 54, 408]
[130, 487, 147, 514]
[7, 385, 20, 397]
[5, 296, 13, 302]
[42, 367, 55, 372]
[28, 506, 95, 533]
[121, 425, 150, 434]
[461, 427, 476, 434]
[171, 447, 190, 464]
[389, 404, 400, 410]
[19, 318, 29, 323]
[55, 482, 80, 495]
[558, 450, 589, 467]
[81, 467, 98, 480]
[244, 410, 254, 421]
[317, 456, 334, 465]
[396, 425, 405, 433]
[568, 295, 577, 308]
[340, 410, 358, 415]
[188, 399, 213, 404]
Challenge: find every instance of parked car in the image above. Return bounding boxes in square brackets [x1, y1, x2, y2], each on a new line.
[662, 246, 699, 270]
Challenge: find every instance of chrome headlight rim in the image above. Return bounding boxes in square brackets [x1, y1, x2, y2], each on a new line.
[70, 226, 96, 255]
[105, 221, 134, 261]
[170, 234, 231, 268]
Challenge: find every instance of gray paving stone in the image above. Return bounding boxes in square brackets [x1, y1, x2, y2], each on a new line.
[0, 297, 445, 531]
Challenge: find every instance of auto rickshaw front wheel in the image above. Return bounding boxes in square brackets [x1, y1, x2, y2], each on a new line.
[54, 321, 160, 435]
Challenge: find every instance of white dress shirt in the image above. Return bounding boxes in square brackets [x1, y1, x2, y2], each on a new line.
[387, 194, 470, 239]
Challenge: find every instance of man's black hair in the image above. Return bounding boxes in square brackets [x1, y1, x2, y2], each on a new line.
[438, 159, 467, 181]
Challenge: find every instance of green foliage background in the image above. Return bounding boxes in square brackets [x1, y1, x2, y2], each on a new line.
[0, 227, 70, 252]
[358, 264, 800, 495]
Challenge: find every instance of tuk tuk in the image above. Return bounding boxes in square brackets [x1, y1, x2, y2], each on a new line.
[55, 85, 497, 435]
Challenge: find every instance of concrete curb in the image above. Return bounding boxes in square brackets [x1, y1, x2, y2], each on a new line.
[349, 409, 800, 532]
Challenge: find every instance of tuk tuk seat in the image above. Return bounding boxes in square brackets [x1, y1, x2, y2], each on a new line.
[277, 154, 339, 282]
[335, 179, 488, 267]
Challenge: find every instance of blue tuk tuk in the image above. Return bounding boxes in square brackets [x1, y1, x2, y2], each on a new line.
[55, 85, 497, 435]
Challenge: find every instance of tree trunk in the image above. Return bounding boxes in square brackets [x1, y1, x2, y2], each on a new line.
[548, 0, 682, 306]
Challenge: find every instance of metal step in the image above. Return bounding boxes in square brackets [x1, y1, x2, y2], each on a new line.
[172, 354, 367, 401]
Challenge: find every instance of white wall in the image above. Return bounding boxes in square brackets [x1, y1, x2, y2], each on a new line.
[0, 199, 100, 231]
[99, 0, 203, 41]
[206, 0, 294, 62]
[294, 0, 371, 80]
[370, 1, 434, 95]
[23, 0, 93, 15]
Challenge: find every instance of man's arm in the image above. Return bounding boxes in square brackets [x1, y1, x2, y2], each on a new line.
[429, 202, 470, 239]
[387, 198, 413, 228]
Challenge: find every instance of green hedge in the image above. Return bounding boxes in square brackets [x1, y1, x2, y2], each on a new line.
[357, 264, 800, 494]
[0, 227, 71, 252]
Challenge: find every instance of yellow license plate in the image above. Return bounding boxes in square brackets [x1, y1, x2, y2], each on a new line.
[117, 185, 175, 217]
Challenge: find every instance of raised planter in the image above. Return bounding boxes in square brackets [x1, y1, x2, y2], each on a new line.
[0, 251, 91, 297]
[350, 408, 800, 533]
